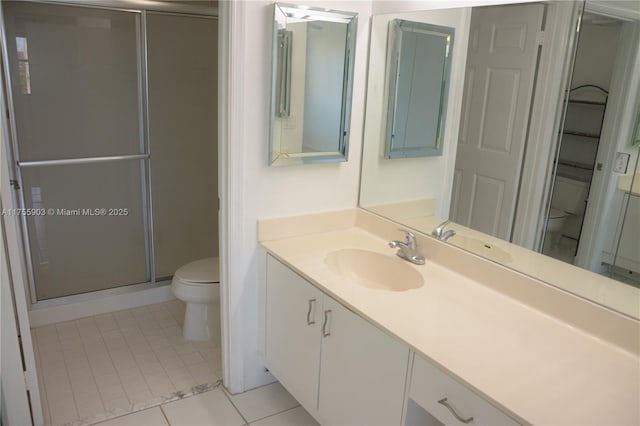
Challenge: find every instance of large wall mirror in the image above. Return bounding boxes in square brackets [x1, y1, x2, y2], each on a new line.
[359, 0, 640, 319]
[269, 3, 357, 166]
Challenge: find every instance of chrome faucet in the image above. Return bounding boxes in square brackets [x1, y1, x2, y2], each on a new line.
[432, 220, 456, 242]
[389, 230, 425, 265]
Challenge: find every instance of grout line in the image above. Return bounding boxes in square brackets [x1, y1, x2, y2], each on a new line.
[246, 405, 303, 425]
[158, 404, 172, 425]
[219, 382, 302, 425]
[54, 323, 83, 424]
[220, 386, 250, 426]
[73, 317, 115, 417]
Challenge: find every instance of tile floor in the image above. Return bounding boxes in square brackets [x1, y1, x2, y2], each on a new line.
[94, 383, 319, 425]
[32, 301, 222, 425]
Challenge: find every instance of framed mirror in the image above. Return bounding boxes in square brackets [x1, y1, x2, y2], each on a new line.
[269, 3, 357, 166]
[385, 20, 454, 159]
[359, 1, 640, 319]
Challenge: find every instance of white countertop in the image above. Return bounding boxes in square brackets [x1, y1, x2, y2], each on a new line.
[260, 225, 640, 425]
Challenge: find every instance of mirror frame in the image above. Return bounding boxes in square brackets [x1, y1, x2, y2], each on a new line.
[384, 19, 454, 159]
[269, 3, 358, 166]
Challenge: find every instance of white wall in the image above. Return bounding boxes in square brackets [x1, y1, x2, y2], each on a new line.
[359, 8, 470, 218]
[588, 19, 640, 262]
[226, 0, 371, 391]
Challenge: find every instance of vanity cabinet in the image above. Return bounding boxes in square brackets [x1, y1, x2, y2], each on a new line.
[265, 255, 323, 410]
[409, 354, 519, 425]
[265, 255, 409, 425]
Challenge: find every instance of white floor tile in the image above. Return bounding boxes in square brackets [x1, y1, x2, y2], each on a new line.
[33, 300, 227, 423]
[227, 382, 299, 423]
[48, 396, 79, 425]
[95, 407, 168, 426]
[250, 406, 319, 426]
[161, 389, 245, 426]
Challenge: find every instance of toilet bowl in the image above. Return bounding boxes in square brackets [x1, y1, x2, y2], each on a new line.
[545, 208, 568, 249]
[546, 208, 568, 232]
[544, 176, 589, 252]
[171, 257, 220, 341]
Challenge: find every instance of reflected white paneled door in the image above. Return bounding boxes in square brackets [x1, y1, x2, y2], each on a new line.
[3, 2, 149, 300]
[451, 4, 544, 240]
[146, 13, 218, 278]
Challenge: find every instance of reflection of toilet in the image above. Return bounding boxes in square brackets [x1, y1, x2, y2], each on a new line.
[171, 257, 220, 341]
[546, 208, 569, 248]
[545, 176, 589, 250]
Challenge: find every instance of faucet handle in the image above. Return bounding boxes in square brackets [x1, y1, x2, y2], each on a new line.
[398, 229, 417, 248]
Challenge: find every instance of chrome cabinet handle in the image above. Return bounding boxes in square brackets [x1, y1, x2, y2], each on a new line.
[322, 310, 332, 337]
[438, 398, 474, 423]
[306, 299, 316, 325]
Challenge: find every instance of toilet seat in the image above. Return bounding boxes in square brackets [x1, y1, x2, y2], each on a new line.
[174, 257, 220, 284]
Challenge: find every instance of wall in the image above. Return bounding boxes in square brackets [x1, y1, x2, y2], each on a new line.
[359, 8, 470, 218]
[147, 14, 219, 277]
[226, 0, 371, 391]
[590, 19, 640, 264]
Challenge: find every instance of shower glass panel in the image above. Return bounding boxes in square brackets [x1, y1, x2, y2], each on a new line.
[20, 161, 149, 300]
[146, 13, 218, 278]
[3, 2, 148, 300]
[3, 3, 143, 161]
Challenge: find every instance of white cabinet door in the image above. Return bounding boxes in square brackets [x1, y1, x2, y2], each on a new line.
[318, 297, 410, 426]
[265, 255, 323, 411]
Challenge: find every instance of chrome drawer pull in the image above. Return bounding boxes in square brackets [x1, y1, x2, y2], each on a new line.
[306, 299, 316, 325]
[438, 398, 474, 423]
[322, 310, 332, 337]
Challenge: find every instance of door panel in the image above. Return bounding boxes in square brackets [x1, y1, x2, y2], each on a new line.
[451, 4, 544, 240]
[480, 68, 520, 153]
[3, 2, 142, 161]
[470, 174, 505, 236]
[3, 2, 149, 301]
[21, 161, 148, 300]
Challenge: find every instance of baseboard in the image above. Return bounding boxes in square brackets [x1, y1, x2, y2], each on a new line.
[28, 283, 175, 328]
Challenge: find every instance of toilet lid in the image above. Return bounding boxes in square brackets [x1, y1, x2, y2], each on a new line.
[549, 208, 567, 219]
[174, 257, 220, 283]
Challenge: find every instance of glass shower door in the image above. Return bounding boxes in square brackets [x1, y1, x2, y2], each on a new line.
[3, 2, 149, 300]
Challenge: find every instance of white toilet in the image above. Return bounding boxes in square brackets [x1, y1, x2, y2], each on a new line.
[546, 208, 569, 249]
[545, 176, 590, 251]
[171, 257, 220, 341]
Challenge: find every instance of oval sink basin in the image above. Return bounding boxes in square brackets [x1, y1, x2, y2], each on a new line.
[324, 249, 424, 291]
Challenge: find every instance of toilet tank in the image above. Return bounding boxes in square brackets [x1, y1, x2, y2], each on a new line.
[550, 176, 589, 215]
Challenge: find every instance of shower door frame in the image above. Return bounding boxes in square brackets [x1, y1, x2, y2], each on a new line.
[0, 0, 218, 306]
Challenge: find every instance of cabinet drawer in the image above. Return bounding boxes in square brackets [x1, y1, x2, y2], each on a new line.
[410, 354, 519, 426]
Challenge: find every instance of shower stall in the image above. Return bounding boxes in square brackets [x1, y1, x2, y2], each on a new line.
[1, 1, 218, 303]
